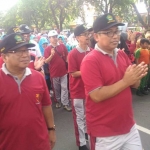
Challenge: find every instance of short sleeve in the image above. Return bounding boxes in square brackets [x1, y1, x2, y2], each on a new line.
[135, 49, 140, 59]
[68, 50, 78, 73]
[81, 58, 104, 94]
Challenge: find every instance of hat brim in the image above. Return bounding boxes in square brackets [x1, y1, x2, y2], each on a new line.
[87, 27, 93, 32]
[75, 29, 88, 37]
[48, 34, 58, 37]
[9, 42, 35, 51]
[79, 27, 93, 35]
[21, 29, 33, 34]
[102, 23, 125, 31]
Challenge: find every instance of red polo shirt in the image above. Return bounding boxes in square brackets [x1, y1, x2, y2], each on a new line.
[44, 44, 68, 78]
[0, 67, 52, 150]
[68, 47, 92, 99]
[81, 47, 134, 137]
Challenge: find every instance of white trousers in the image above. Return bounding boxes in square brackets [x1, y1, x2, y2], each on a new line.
[95, 125, 142, 150]
[72, 99, 87, 146]
[52, 74, 69, 105]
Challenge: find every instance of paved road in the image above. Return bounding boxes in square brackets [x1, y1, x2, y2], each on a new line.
[52, 89, 150, 150]
[132, 89, 150, 150]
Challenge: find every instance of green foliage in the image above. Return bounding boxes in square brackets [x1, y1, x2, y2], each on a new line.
[0, 0, 79, 31]
[1, 4, 19, 30]
[83, 0, 133, 13]
[0, 0, 51, 30]
[0, 0, 150, 31]
[48, 0, 79, 30]
[83, 0, 150, 29]
[17, 0, 51, 29]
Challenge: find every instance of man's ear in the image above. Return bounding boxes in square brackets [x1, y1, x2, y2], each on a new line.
[1, 53, 8, 63]
[75, 36, 80, 42]
[93, 33, 99, 42]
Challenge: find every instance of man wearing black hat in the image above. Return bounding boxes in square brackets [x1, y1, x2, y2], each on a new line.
[0, 33, 56, 150]
[0, 27, 23, 68]
[68, 25, 92, 150]
[20, 24, 42, 58]
[0, 26, 44, 71]
[6, 26, 22, 35]
[19, 24, 33, 40]
[87, 27, 97, 49]
[80, 13, 147, 150]
[20, 25, 45, 71]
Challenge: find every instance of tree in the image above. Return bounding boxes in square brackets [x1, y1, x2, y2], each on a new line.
[82, 0, 150, 30]
[0, 0, 80, 31]
[83, 0, 133, 14]
[2, 5, 20, 30]
[4, 0, 150, 32]
[80, 0, 137, 27]
[131, 0, 150, 30]
[48, 0, 79, 30]
[16, 0, 52, 30]
[0, 0, 52, 31]
[0, 11, 6, 29]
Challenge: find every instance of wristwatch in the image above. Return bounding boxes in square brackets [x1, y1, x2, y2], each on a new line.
[48, 125, 56, 131]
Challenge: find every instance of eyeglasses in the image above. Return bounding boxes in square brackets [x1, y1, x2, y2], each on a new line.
[80, 33, 89, 37]
[97, 30, 122, 37]
[7, 49, 30, 56]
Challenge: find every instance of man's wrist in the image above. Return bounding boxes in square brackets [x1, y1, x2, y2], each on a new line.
[48, 125, 56, 131]
[35, 67, 42, 71]
[50, 54, 54, 57]
[131, 80, 140, 89]
[121, 79, 130, 88]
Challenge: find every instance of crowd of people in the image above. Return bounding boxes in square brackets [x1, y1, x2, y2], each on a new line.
[0, 13, 149, 150]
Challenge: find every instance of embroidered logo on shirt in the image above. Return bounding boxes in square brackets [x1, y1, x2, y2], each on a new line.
[36, 94, 41, 104]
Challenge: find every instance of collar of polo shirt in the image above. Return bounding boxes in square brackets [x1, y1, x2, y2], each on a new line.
[76, 45, 91, 53]
[95, 44, 118, 57]
[2, 63, 31, 77]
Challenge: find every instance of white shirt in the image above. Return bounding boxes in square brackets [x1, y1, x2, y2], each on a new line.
[29, 40, 42, 57]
